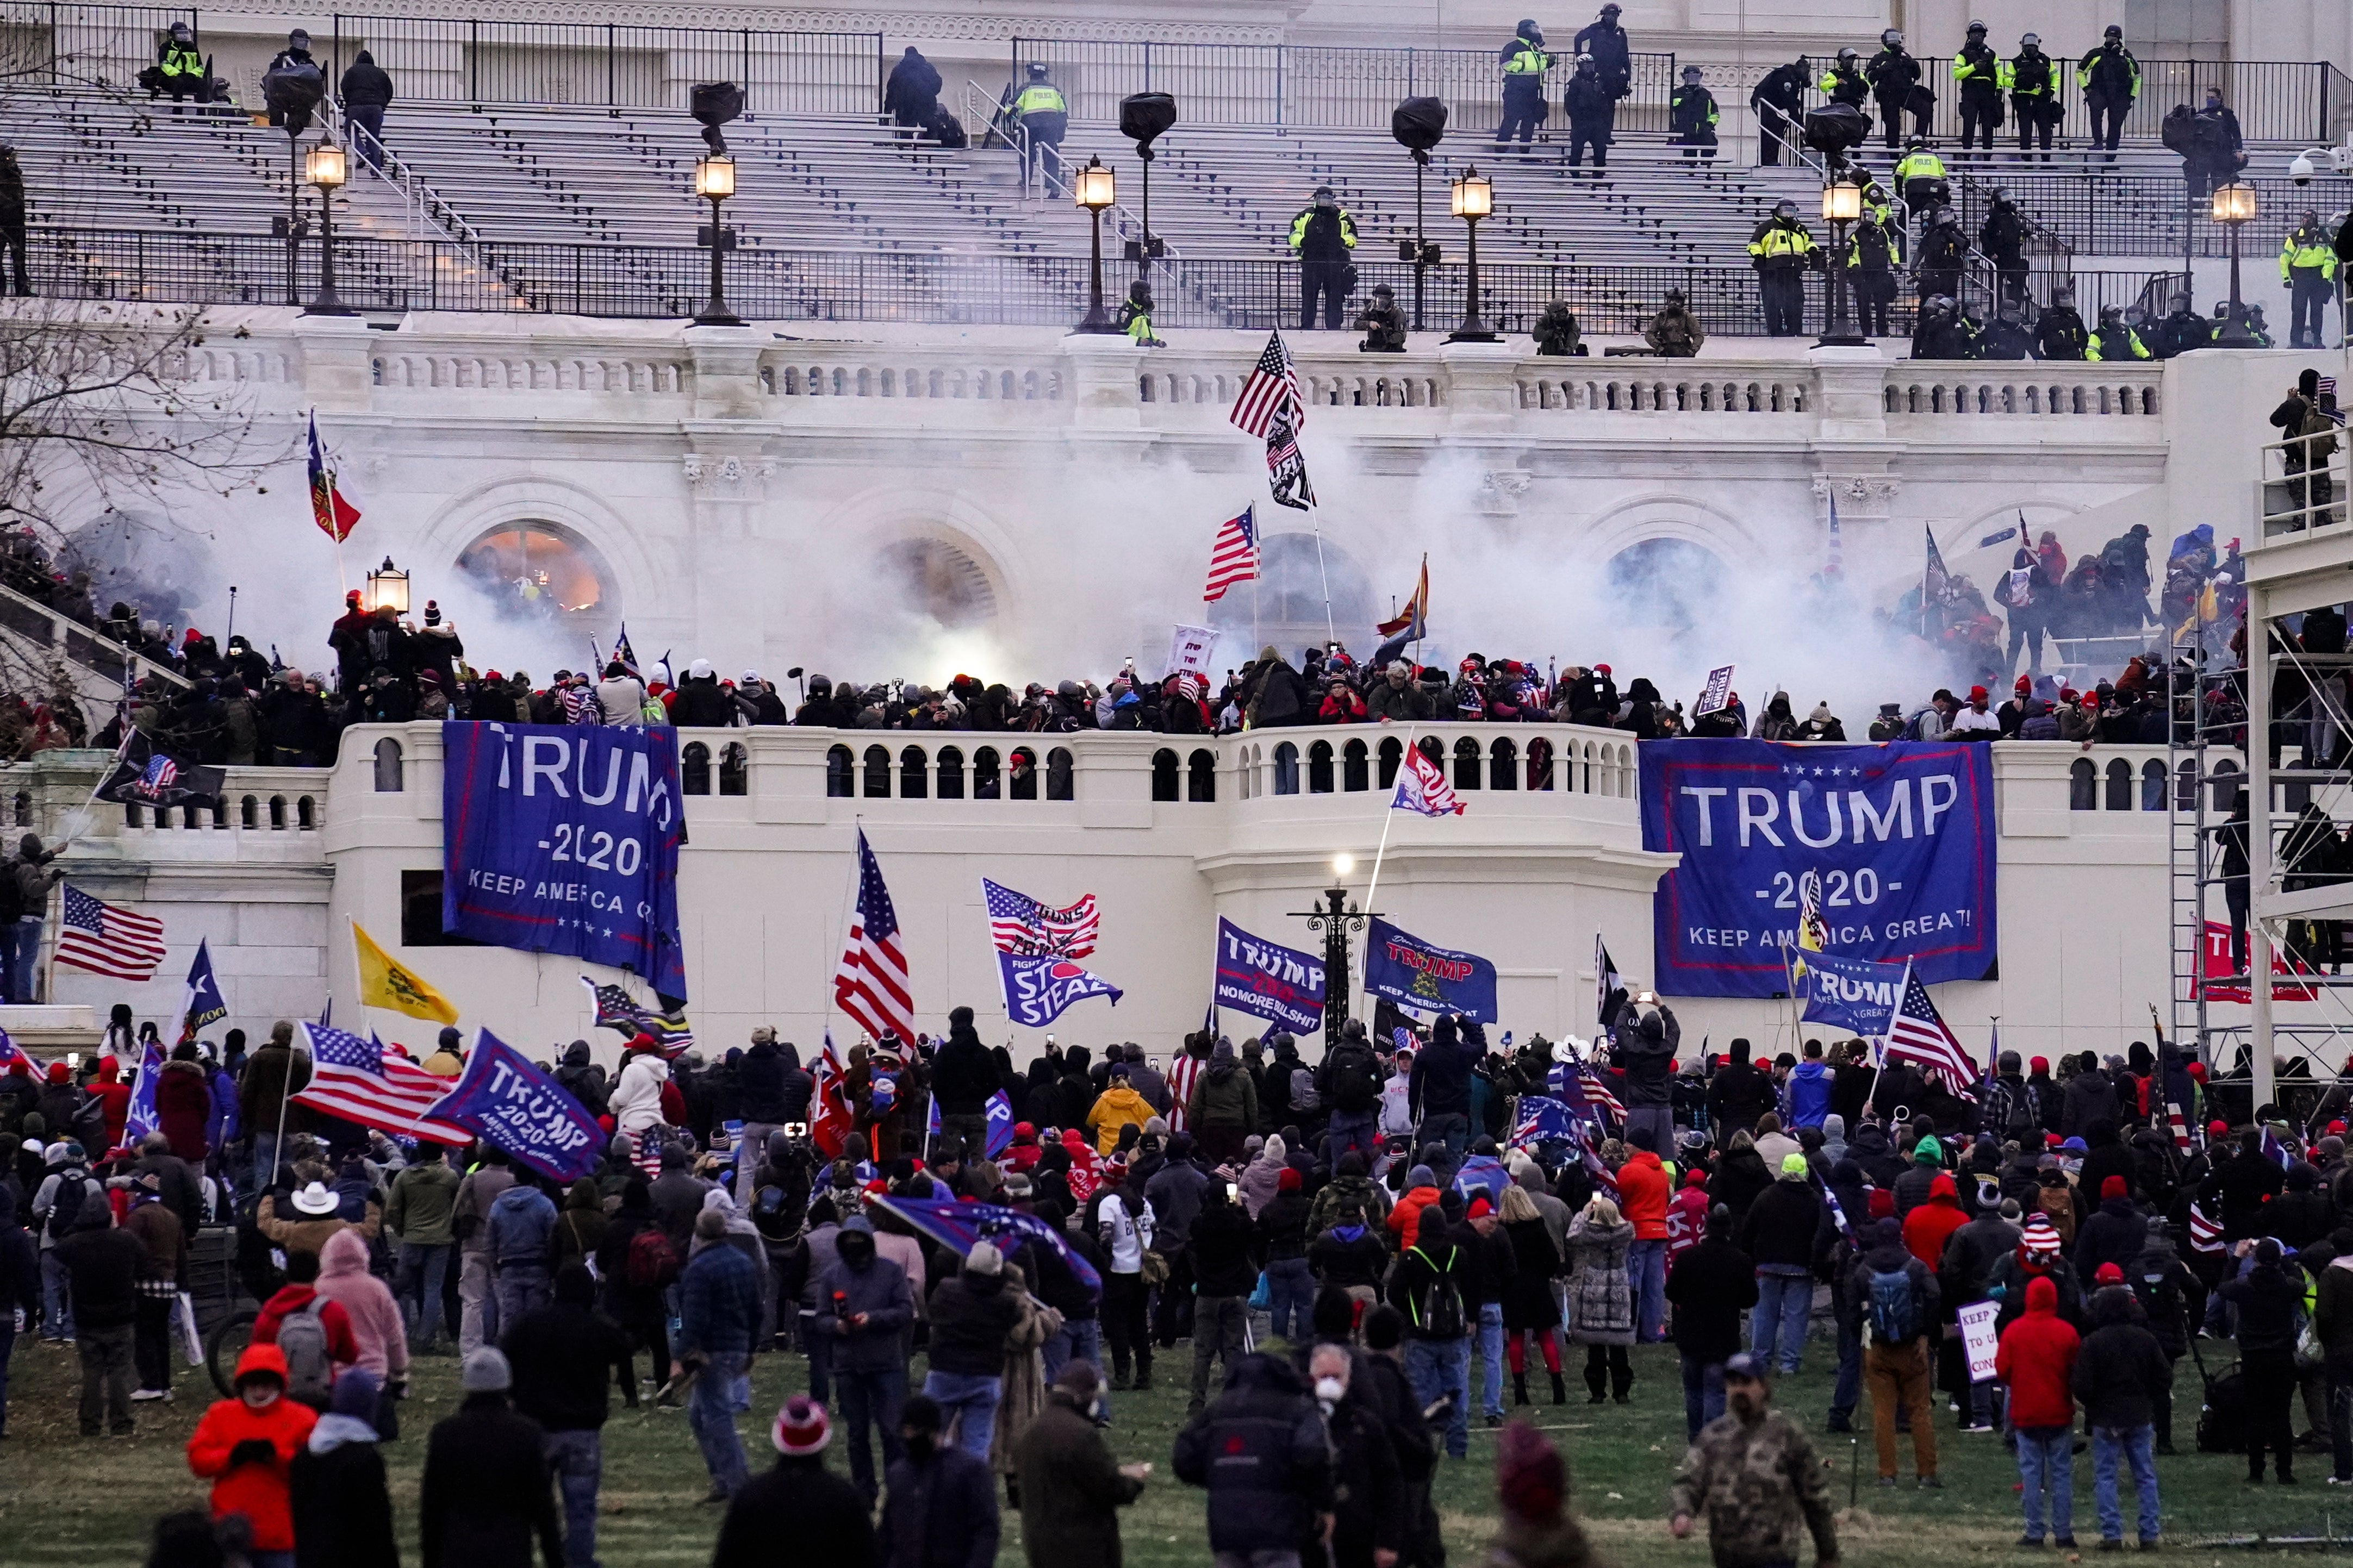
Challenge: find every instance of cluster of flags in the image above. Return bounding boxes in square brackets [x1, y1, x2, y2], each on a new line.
[1229, 333, 1314, 511]
[835, 829, 917, 1047]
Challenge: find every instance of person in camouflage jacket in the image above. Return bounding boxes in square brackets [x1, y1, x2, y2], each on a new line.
[1669, 1354, 1840, 1568]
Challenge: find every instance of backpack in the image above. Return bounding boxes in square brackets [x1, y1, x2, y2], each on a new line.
[1329, 1048, 1379, 1115]
[2159, 103, 2196, 155]
[926, 108, 968, 149]
[626, 1225, 681, 1290]
[2196, 1364, 2245, 1453]
[1411, 1247, 1467, 1338]
[2000, 1080, 2040, 1142]
[43, 1170, 88, 1242]
[1289, 1066, 1321, 1115]
[277, 1300, 333, 1404]
[1866, 1264, 1916, 1344]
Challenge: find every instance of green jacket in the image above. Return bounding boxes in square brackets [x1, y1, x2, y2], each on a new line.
[1308, 1172, 1392, 1236]
[2283, 224, 2338, 280]
[1013, 84, 1066, 116]
[387, 1159, 462, 1246]
[160, 41, 201, 78]
[1187, 1058, 1259, 1130]
[1670, 1408, 1839, 1567]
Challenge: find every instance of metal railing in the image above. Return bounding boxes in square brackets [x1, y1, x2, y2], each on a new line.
[1008, 38, 1677, 134]
[323, 14, 883, 114]
[1963, 172, 2351, 257]
[0, 2, 191, 92]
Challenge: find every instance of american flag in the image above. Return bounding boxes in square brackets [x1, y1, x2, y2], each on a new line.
[1579, 1062, 1626, 1123]
[54, 884, 166, 982]
[1166, 1050, 1204, 1133]
[1203, 505, 1260, 603]
[2166, 1100, 2194, 1153]
[835, 829, 916, 1048]
[1884, 961, 1976, 1097]
[1511, 1095, 1578, 1148]
[580, 977, 694, 1053]
[2187, 1201, 2223, 1254]
[982, 877, 1100, 958]
[136, 754, 179, 799]
[1391, 742, 1465, 817]
[1228, 330, 1303, 438]
[291, 1022, 475, 1145]
[1265, 402, 1316, 511]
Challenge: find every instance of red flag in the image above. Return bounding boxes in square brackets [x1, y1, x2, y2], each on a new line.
[809, 1033, 855, 1159]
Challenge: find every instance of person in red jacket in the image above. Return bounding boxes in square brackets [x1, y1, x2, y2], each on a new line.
[1616, 1126, 1672, 1342]
[1996, 1275, 2082, 1548]
[87, 1058, 132, 1152]
[1902, 1173, 1968, 1270]
[187, 1342, 320, 1568]
[252, 1251, 360, 1400]
[155, 1043, 216, 1162]
[1664, 1170, 1711, 1271]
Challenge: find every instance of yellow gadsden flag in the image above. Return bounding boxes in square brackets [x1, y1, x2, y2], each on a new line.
[353, 921, 460, 1026]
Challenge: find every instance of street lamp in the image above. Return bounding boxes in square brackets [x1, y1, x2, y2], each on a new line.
[1070, 154, 1121, 335]
[1816, 175, 1866, 347]
[1291, 878, 1375, 1050]
[301, 140, 356, 317]
[1447, 165, 1497, 343]
[365, 556, 409, 615]
[692, 154, 742, 327]
[2212, 179, 2258, 345]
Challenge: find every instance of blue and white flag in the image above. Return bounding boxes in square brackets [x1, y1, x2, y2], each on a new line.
[926, 1090, 941, 1144]
[123, 1039, 165, 1144]
[1211, 918, 1326, 1037]
[1454, 1153, 1511, 1203]
[423, 1028, 603, 1183]
[984, 1089, 1015, 1159]
[179, 939, 228, 1041]
[1510, 1095, 1579, 1148]
[2261, 1127, 2295, 1171]
[1392, 742, 1464, 817]
[997, 953, 1124, 1029]
[868, 1194, 1101, 1295]
[1797, 949, 1908, 1040]
[1362, 917, 1498, 1023]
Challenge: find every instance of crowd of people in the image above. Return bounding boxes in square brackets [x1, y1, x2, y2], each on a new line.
[3, 985, 2352, 1566]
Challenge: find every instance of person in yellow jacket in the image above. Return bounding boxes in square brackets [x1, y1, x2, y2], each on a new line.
[1495, 20, 1551, 154]
[1747, 198, 1818, 337]
[2281, 208, 2339, 349]
[1007, 62, 1068, 194]
[2077, 24, 2139, 162]
[1952, 21, 2002, 157]
[1290, 185, 1358, 330]
[1819, 47, 1869, 109]
[1085, 1066, 1158, 1154]
[2087, 304, 2151, 361]
[2009, 33, 2063, 160]
[154, 21, 207, 108]
[1115, 280, 1166, 347]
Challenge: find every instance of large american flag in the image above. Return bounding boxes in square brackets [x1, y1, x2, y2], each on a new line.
[291, 1022, 475, 1145]
[982, 877, 1101, 958]
[835, 829, 916, 1046]
[1228, 330, 1304, 438]
[1203, 505, 1260, 603]
[1884, 961, 1975, 1096]
[55, 884, 167, 982]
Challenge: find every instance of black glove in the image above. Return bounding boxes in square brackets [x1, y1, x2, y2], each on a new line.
[228, 1439, 277, 1469]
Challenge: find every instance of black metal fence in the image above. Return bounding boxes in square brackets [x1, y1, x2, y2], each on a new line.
[325, 15, 883, 114]
[1960, 172, 2348, 257]
[1009, 38, 1678, 134]
[0, 2, 192, 92]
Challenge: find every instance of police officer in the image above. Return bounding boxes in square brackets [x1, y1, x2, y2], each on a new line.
[2145, 292, 2212, 359]
[1747, 198, 1817, 337]
[1914, 206, 1966, 303]
[155, 22, 205, 108]
[1953, 21, 2002, 158]
[1866, 28, 1927, 151]
[1670, 64, 1717, 163]
[1289, 185, 1358, 330]
[264, 28, 320, 130]
[2078, 25, 2139, 161]
[1571, 4, 1632, 108]
[1562, 53, 1614, 176]
[2009, 33, 2062, 161]
[1837, 201, 1900, 336]
[1009, 62, 1068, 193]
[1116, 282, 1165, 347]
[1979, 303, 2035, 360]
[2282, 208, 2339, 348]
[1819, 48, 1870, 111]
[1978, 189, 2028, 308]
[1495, 21, 1551, 154]
[1749, 55, 1809, 166]
[1911, 295, 1977, 360]
[2035, 286, 2091, 359]
[1356, 284, 1406, 352]
[1893, 138, 1946, 233]
[2088, 303, 2151, 361]
[2183, 86, 2245, 200]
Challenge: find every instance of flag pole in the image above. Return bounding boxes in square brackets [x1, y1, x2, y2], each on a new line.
[1355, 798, 1398, 1020]
[1310, 518, 1337, 651]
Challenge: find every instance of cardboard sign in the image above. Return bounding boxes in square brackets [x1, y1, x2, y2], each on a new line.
[1958, 1298, 2001, 1384]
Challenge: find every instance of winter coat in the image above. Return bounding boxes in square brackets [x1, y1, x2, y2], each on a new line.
[1707, 1146, 1772, 1224]
[1563, 1214, 1635, 1345]
[2061, 1070, 2120, 1137]
[1667, 1406, 1839, 1568]
[339, 56, 393, 109]
[418, 1392, 564, 1568]
[1499, 1217, 1562, 1330]
[883, 1444, 998, 1568]
[1736, 1176, 1820, 1271]
[1666, 1235, 1757, 1363]
[1902, 1177, 1969, 1277]
[2070, 1293, 2171, 1429]
[240, 1043, 316, 1138]
[315, 1228, 409, 1384]
[53, 1207, 142, 1330]
[928, 1265, 1023, 1376]
[1014, 1391, 1143, 1568]
[258, 1192, 383, 1262]
[677, 1236, 761, 1357]
[502, 1294, 628, 1433]
[483, 1184, 557, 1269]
[1783, 1061, 1833, 1128]
[607, 1053, 669, 1138]
[1188, 1057, 1258, 1132]
[2218, 1261, 2302, 1358]
[1611, 1007, 1679, 1107]
[1188, 1197, 1259, 1298]
[1085, 1085, 1156, 1155]
[1994, 1276, 2081, 1429]
[291, 1418, 399, 1568]
[988, 1266, 1058, 1478]
[187, 1346, 319, 1553]
[156, 1058, 214, 1160]
[1615, 1150, 1670, 1239]
[1171, 1354, 1333, 1555]
[2072, 1197, 2149, 1292]
[717, 1454, 876, 1568]
[814, 1247, 914, 1375]
[1937, 1210, 2019, 1308]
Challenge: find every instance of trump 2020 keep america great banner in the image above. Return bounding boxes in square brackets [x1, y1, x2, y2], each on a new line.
[1638, 740, 1996, 998]
[441, 722, 688, 999]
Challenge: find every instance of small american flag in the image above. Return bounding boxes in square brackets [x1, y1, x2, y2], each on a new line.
[1228, 330, 1303, 438]
[292, 1022, 475, 1145]
[1579, 1062, 1626, 1123]
[1166, 1050, 1204, 1132]
[136, 754, 179, 800]
[835, 829, 916, 1047]
[2187, 1201, 2223, 1254]
[1203, 505, 1260, 603]
[55, 884, 166, 982]
[982, 877, 1100, 958]
[2167, 1100, 2194, 1153]
[1391, 743, 1465, 817]
[1885, 961, 1976, 1097]
[1265, 402, 1316, 511]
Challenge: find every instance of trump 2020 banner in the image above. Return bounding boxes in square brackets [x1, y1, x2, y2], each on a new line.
[1213, 917, 1326, 1036]
[1639, 739, 1997, 998]
[423, 1028, 603, 1182]
[441, 723, 688, 999]
[1798, 949, 1908, 1039]
[1363, 917, 1499, 1023]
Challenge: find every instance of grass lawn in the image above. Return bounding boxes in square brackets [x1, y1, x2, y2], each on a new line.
[0, 1333, 2344, 1566]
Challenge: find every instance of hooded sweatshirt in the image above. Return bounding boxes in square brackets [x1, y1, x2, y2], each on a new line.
[484, 1182, 558, 1268]
[1085, 1082, 1156, 1155]
[1784, 1060, 1834, 1129]
[1902, 1173, 1969, 1273]
[315, 1227, 409, 1383]
[186, 1345, 320, 1552]
[1994, 1275, 2080, 1428]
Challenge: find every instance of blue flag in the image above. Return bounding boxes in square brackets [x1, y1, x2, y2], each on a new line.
[1797, 949, 1909, 1039]
[997, 953, 1124, 1029]
[1362, 917, 1499, 1023]
[123, 1039, 165, 1144]
[180, 939, 228, 1040]
[1211, 917, 1327, 1037]
[1510, 1095, 1578, 1148]
[422, 1029, 603, 1183]
[868, 1194, 1101, 1296]
[1454, 1153, 1511, 1202]
[984, 1090, 1015, 1159]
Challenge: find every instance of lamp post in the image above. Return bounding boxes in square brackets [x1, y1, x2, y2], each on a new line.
[2211, 179, 2257, 345]
[693, 154, 742, 327]
[1816, 174, 1866, 347]
[1071, 154, 1121, 334]
[365, 555, 409, 615]
[1447, 164, 1497, 343]
[301, 140, 356, 316]
[1291, 853, 1375, 1050]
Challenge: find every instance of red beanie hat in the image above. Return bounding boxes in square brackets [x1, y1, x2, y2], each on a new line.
[2029, 1055, 2049, 1075]
[2208, 1119, 2230, 1136]
[1683, 1169, 1708, 1188]
[1868, 1189, 1895, 1220]
[1496, 1420, 1565, 1524]
[1277, 1167, 1303, 1193]
[1466, 1194, 1492, 1219]
[2187, 1062, 2207, 1082]
[2100, 1175, 2127, 1200]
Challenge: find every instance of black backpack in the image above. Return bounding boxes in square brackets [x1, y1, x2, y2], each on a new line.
[2196, 1363, 2245, 1453]
[2160, 103, 2196, 155]
[43, 1170, 88, 1242]
[1410, 1246, 1467, 1338]
[926, 108, 968, 149]
[1328, 1047, 1379, 1115]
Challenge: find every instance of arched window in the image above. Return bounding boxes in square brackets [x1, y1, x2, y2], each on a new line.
[372, 736, 404, 792]
[210, 799, 228, 829]
[975, 747, 1003, 799]
[1308, 740, 1335, 795]
[2175, 758, 2198, 812]
[124, 802, 143, 828]
[1011, 747, 1038, 801]
[1489, 737, 1518, 792]
[269, 795, 287, 829]
[862, 745, 892, 798]
[1453, 736, 1481, 791]
[2103, 757, 2133, 811]
[900, 746, 929, 799]
[9, 791, 26, 826]
[937, 746, 967, 800]
[681, 741, 712, 795]
[2069, 758, 2096, 810]
[1342, 739, 1370, 792]
[297, 796, 315, 829]
[1527, 736, 1555, 791]
[1273, 742, 1300, 796]
[240, 794, 258, 829]
[2140, 758, 2167, 811]
[1046, 747, 1074, 801]
[2208, 758, 2240, 812]
[719, 744, 748, 796]
[455, 518, 616, 630]
[182, 803, 201, 828]
[1378, 736, 1404, 789]
[1187, 748, 1217, 802]
[1152, 748, 1180, 802]
[826, 745, 854, 798]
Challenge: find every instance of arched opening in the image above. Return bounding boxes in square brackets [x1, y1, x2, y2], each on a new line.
[1527, 736, 1555, 791]
[937, 746, 967, 800]
[1045, 747, 1074, 801]
[1010, 747, 1038, 801]
[2069, 758, 2096, 810]
[1452, 736, 1481, 791]
[1342, 739, 1369, 792]
[862, 745, 892, 798]
[240, 794, 258, 829]
[2103, 757, 2133, 811]
[1151, 748, 1180, 802]
[1603, 536, 1734, 635]
[269, 795, 287, 830]
[826, 744, 854, 798]
[2175, 758, 2198, 812]
[681, 741, 712, 795]
[182, 803, 201, 828]
[974, 747, 1002, 799]
[719, 743, 748, 796]
[372, 736, 404, 792]
[872, 537, 999, 638]
[1378, 736, 1404, 789]
[1308, 740, 1335, 794]
[2208, 758, 2239, 812]
[455, 518, 617, 634]
[1489, 737, 1518, 791]
[899, 746, 929, 799]
[1205, 532, 1376, 658]
[1187, 748, 1217, 802]
[296, 796, 315, 829]
[210, 799, 227, 829]
[1273, 741, 1300, 796]
[2140, 758, 2167, 811]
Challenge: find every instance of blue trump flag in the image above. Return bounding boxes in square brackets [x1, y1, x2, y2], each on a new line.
[868, 1194, 1101, 1296]
[180, 939, 227, 1039]
[1638, 739, 1997, 998]
[984, 1089, 1015, 1159]
[1362, 917, 1499, 1023]
[441, 723, 687, 999]
[422, 1028, 603, 1183]
[1455, 1153, 1511, 1202]
[1212, 917, 1326, 1036]
[998, 953, 1123, 1029]
[1798, 949, 1909, 1039]
[123, 1039, 164, 1143]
